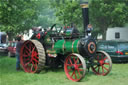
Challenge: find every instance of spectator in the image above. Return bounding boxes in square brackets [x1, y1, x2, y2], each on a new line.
[16, 35, 24, 71]
[86, 24, 93, 38]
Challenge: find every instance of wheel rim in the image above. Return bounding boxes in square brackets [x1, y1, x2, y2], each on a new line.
[91, 51, 112, 76]
[20, 41, 39, 73]
[64, 53, 86, 82]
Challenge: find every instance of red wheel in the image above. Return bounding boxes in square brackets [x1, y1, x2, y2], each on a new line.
[91, 51, 112, 76]
[64, 53, 86, 82]
[20, 40, 46, 73]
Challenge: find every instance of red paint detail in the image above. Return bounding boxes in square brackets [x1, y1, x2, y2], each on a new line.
[7, 41, 17, 55]
[99, 60, 104, 65]
[36, 33, 41, 39]
[74, 64, 78, 70]
[116, 51, 123, 55]
[103, 57, 108, 61]
[44, 32, 47, 35]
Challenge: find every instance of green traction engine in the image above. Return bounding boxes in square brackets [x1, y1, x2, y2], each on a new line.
[20, 2, 112, 82]
[20, 24, 112, 82]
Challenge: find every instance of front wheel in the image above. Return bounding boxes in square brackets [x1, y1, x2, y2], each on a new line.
[64, 53, 86, 82]
[91, 51, 112, 76]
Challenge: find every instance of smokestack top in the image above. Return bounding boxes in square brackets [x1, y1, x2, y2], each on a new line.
[80, 2, 88, 8]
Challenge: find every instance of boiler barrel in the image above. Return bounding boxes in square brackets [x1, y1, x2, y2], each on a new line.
[53, 38, 96, 57]
[53, 40, 80, 54]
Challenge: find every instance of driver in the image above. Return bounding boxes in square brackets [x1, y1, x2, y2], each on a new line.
[86, 24, 93, 38]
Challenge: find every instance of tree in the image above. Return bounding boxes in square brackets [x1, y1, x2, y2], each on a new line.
[89, 0, 128, 39]
[50, 0, 83, 30]
[35, 0, 56, 28]
[0, 0, 39, 39]
[0, 0, 55, 40]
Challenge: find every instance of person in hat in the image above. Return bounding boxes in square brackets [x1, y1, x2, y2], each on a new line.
[16, 35, 24, 71]
[86, 24, 93, 38]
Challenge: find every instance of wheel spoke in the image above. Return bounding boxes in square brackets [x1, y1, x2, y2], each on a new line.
[24, 49, 29, 55]
[35, 53, 39, 59]
[71, 70, 75, 78]
[30, 64, 34, 72]
[29, 42, 33, 51]
[32, 46, 36, 52]
[32, 61, 37, 70]
[25, 61, 31, 67]
[73, 57, 76, 63]
[75, 58, 79, 64]
[33, 52, 39, 59]
[32, 58, 38, 63]
[68, 69, 72, 72]
[101, 55, 104, 60]
[25, 46, 30, 52]
[104, 57, 108, 61]
[74, 72, 77, 79]
[103, 65, 109, 71]
[102, 65, 104, 74]
[24, 58, 30, 61]
[104, 63, 110, 65]
[98, 66, 100, 73]
[69, 58, 73, 65]
[35, 54, 39, 59]
[77, 70, 82, 77]
[78, 68, 84, 71]
[23, 54, 29, 57]
[67, 64, 72, 67]
[97, 55, 99, 61]
[78, 63, 82, 67]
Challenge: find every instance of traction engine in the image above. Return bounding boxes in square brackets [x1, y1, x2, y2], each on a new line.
[20, 24, 112, 82]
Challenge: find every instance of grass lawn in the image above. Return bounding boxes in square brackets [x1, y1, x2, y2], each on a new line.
[0, 55, 128, 85]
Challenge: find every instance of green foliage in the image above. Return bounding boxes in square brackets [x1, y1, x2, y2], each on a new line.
[0, 0, 55, 39]
[0, 0, 38, 36]
[50, 0, 83, 27]
[35, 0, 56, 28]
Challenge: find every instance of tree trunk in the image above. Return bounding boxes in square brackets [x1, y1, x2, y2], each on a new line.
[102, 30, 107, 40]
[6, 32, 14, 41]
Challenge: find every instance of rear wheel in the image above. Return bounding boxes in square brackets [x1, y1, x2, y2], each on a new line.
[20, 40, 46, 73]
[91, 51, 112, 76]
[64, 53, 86, 82]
